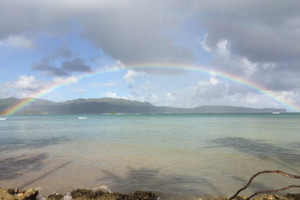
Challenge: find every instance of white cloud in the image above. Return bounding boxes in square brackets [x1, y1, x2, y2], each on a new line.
[197, 34, 211, 52]
[0, 86, 11, 99]
[11, 75, 42, 91]
[194, 76, 227, 99]
[2, 75, 46, 98]
[262, 62, 276, 70]
[209, 77, 218, 85]
[211, 39, 258, 78]
[103, 92, 119, 98]
[146, 92, 159, 103]
[165, 92, 175, 103]
[90, 82, 118, 87]
[123, 69, 145, 84]
[215, 39, 230, 56]
[1, 75, 78, 98]
[0, 36, 34, 49]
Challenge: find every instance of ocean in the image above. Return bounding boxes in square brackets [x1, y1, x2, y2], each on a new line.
[0, 114, 299, 199]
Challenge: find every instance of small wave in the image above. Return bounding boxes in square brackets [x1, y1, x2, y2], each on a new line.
[0, 118, 7, 121]
[92, 185, 112, 193]
[63, 192, 72, 200]
[78, 117, 87, 120]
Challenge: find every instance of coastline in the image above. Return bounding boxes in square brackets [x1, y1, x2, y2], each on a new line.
[0, 187, 299, 200]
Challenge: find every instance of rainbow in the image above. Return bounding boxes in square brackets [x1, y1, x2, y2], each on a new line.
[2, 63, 300, 115]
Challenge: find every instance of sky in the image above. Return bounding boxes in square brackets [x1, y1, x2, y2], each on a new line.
[1, 0, 300, 111]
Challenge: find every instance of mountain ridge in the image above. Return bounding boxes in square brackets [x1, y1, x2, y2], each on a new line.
[0, 97, 287, 115]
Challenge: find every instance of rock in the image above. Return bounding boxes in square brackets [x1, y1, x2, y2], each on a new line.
[68, 189, 159, 200]
[18, 189, 39, 200]
[131, 191, 158, 200]
[0, 188, 14, 200]
[47, 193, 64, 200]
[71, 189, 105, 199]
[7, 189, 18, 195]
[1, 187, 299, 200]
[285, 193, 300, 200]
[0, 188, 38, 200]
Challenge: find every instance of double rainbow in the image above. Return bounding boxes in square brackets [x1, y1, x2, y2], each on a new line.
[3, 63, 300, 115]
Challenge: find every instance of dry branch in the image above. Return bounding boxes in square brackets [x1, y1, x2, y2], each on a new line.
[229, 170, 300, 200]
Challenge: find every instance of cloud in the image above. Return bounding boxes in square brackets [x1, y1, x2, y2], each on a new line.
[203, 35, 300, 92]
[32, 61, 69, 76]
[1, 75, 78, 99]
[8, 75, 45, 91]
[4, 0, 300, 81]
[201, 1, 300, 62]
[61, 58, 91, 72]
[0, 0, 193, 66]
[2, 75, 47, 98]
[78, 1, 194, 64]
[210, 39, 258, 78]
[31, 46, 84, 76]
[165, 92, 175, 103]
[1, 0, 300, 108]
[0, 35, 34, 49]
[90, 82, 118, 88]
[197, 34, 211, 52]
[197, 1, 300, 92]
[47, 45, 73, 60]
[103, 92, 119, 98]
[123, 70, 145, 84]
[32, 57, 91, 76]
[194, 76, 227, 99]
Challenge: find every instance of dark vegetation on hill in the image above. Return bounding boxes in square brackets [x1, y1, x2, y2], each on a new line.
[0, 97, 286, 115]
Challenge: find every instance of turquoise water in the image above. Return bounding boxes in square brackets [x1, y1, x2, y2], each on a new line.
[0, 114, 299, 199]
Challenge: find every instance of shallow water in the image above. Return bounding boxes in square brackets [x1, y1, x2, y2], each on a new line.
[0, 114, 299, 199]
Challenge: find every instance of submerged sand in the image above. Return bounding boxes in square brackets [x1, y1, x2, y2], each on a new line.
[0, 187, 299, 200]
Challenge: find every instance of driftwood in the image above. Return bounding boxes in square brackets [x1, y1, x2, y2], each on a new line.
[229, 170, 300, 200]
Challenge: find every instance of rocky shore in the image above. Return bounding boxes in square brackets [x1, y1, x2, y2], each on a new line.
[0, 187, 299, 200]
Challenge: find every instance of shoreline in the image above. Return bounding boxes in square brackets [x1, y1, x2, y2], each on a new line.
[1, 187, 300, 200]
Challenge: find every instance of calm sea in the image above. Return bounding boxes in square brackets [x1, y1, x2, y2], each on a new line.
[0, 114, 299, 199]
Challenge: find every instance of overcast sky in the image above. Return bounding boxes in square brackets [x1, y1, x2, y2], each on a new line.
[1, 0, 300, 111]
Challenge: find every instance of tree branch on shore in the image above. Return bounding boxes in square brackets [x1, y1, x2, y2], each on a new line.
[229, 170, 300, 200]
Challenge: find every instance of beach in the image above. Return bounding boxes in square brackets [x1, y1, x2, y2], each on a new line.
[0, 114, 299, 199]
[0, 187, 300, 200]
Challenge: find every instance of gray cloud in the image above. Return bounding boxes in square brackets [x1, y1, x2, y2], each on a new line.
[0, 0, 193, 66]
[61, 58, 91, 72]
[47, 45, 73, 61]
[32, 61, 69, 76]
[79, 1, 194, 64]
[2, 0, 300, 95]
[0, 0, 72, 40]
[32, 57, 91, 76]
[201, 0, 300, 62]
[31, 46, 84, 76]
[197, 0, 300, 92]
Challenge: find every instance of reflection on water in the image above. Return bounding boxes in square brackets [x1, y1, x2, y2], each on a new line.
[0, 153, 48, 180]
[0, 137, 70, 153]
[208, 137, 300, 165]
[0, 114, 299, 199]
[99, 167, 224, 199]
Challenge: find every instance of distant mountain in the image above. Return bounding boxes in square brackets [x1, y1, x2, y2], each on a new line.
[0, 97, 287, 115]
